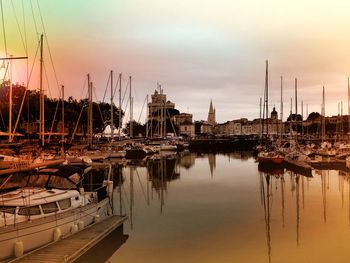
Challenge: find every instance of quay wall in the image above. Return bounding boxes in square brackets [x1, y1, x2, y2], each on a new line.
[189, 137, 259, 152]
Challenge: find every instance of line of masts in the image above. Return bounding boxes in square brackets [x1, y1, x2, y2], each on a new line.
[260, 60, 350, 142]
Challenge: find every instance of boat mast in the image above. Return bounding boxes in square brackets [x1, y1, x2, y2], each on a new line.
[146, 94, 149, 138]
[290, 98, 292, 138]
[163, 92, 167, 137]
[129, 76, 133, 138]
[265, 60, 269, 138]
[87, 74, 93, 147]
[8, 55, 12, 142]
[301, 100, 303, 139]
[295, 78, 298, 144]
[280, 76, 283, 142]
[61, 85, 64, 150]
[321, 86, 325, 143]
[39, 34, 44, 146]
[259, 97, 262, 140]
[348, 77, 350, 142]
[341, 101, 344, 140]
[306, 104, 309, 140]
[110, 70, 114, 141]
[119, 73, 122, 140]
[158, 84, 162, 137]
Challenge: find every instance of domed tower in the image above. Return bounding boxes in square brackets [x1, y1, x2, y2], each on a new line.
[271, 107, 278, 120]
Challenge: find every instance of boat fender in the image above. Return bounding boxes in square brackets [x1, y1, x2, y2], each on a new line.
[70, 224, 78, 234]
[53, 227, 62, 241]
[94, 214, 100, 223]
[107, 181, 113, 198]
[107, 204, 112, 216]
[14, 240, 24, 258]
[78, 220, 84, 230]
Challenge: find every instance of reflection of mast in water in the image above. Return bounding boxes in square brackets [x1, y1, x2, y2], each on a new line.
[261, 172, 272, 263]
[120, 170, 123, 215]
[147, 166, 150, 205]
[302, 176, 305, 209]
[295, 174, 300, 247]
[321, 170, 327, 223]
[160, 159, 165, 214]
[130, 167, 134, 229]
[348, 177, 350, 227]
[340, 173, 344, 208]
[281, 175, 285, 228]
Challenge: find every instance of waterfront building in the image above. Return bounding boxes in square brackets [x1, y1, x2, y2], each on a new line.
[179, 121, 195, 138]
[175, 113, 195, 137]
[215, 107, 280, 136]
[194, 121, 213, 135]
[148, 89, 175, 122]
[175, 113, 193, 126]
[147, 89, 176, 137]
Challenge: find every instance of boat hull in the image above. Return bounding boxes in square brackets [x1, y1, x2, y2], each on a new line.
[0, 199, 110, 260]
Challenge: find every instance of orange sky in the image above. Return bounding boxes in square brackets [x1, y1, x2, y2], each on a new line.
[2, 0, 350, 123]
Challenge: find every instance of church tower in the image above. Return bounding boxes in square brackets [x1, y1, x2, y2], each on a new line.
[207, 100, 216, 126]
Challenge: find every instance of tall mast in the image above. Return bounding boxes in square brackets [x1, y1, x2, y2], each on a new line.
[146, 94, 149, 138]
[110, 70, 114, 141]
[61, 85, 64, 149]
[163, 94, 166, 137]
[129, 76, 133, 138]
[290, 98, 292, 138]
[8, 55, 12, 142]
[259, 97, 262, 139]
[322, 86, 325, 143]
[280, 76, 283, 141]
[348, 77, 350, 142]
[159, 84, 162, 137]
[301, 100, 303, 138]
[87, 74, 92, 147]
[295, 78, 298, 143]
[40, 34, 44, 146]
[119, 73, 122, 140]
[265, 60, 269, 137]
[341, 101, 344, 140]
[306, 104, 309, 139]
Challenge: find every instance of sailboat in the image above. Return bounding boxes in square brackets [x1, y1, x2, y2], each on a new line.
[257, 60, 284, 165]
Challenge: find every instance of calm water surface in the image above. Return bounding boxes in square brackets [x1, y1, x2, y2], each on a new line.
[95, 153, 350, 263]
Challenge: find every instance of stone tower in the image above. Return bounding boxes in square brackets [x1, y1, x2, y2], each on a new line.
[207, 100, 216, 126]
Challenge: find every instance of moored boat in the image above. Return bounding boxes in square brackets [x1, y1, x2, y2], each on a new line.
[257, 151, 284, 165]
[0, 164, 113, 260]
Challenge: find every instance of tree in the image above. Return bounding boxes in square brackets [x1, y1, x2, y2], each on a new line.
[307, 112, 321, 121]
[124, 121, 146, 137]
[287, 114, 303, 122]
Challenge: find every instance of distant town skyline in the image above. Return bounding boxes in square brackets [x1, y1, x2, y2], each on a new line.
[2, 0, 350, 123]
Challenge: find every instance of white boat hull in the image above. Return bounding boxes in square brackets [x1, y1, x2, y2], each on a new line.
[0, 199, 110, 260]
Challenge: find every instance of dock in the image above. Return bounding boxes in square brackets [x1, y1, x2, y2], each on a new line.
[10, 215, 128, 263]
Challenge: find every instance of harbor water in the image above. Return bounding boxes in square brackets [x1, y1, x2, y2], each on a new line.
[93, 153, 350, 263]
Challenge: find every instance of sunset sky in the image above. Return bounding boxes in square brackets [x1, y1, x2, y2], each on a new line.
[2, 0, 350, 123]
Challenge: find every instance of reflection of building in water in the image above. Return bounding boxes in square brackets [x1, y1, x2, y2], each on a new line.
[208, 154, 216, 178]
[178, 154, 196, 169]
[147, 158, 180, 191]
[226, 152, 252, 161]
